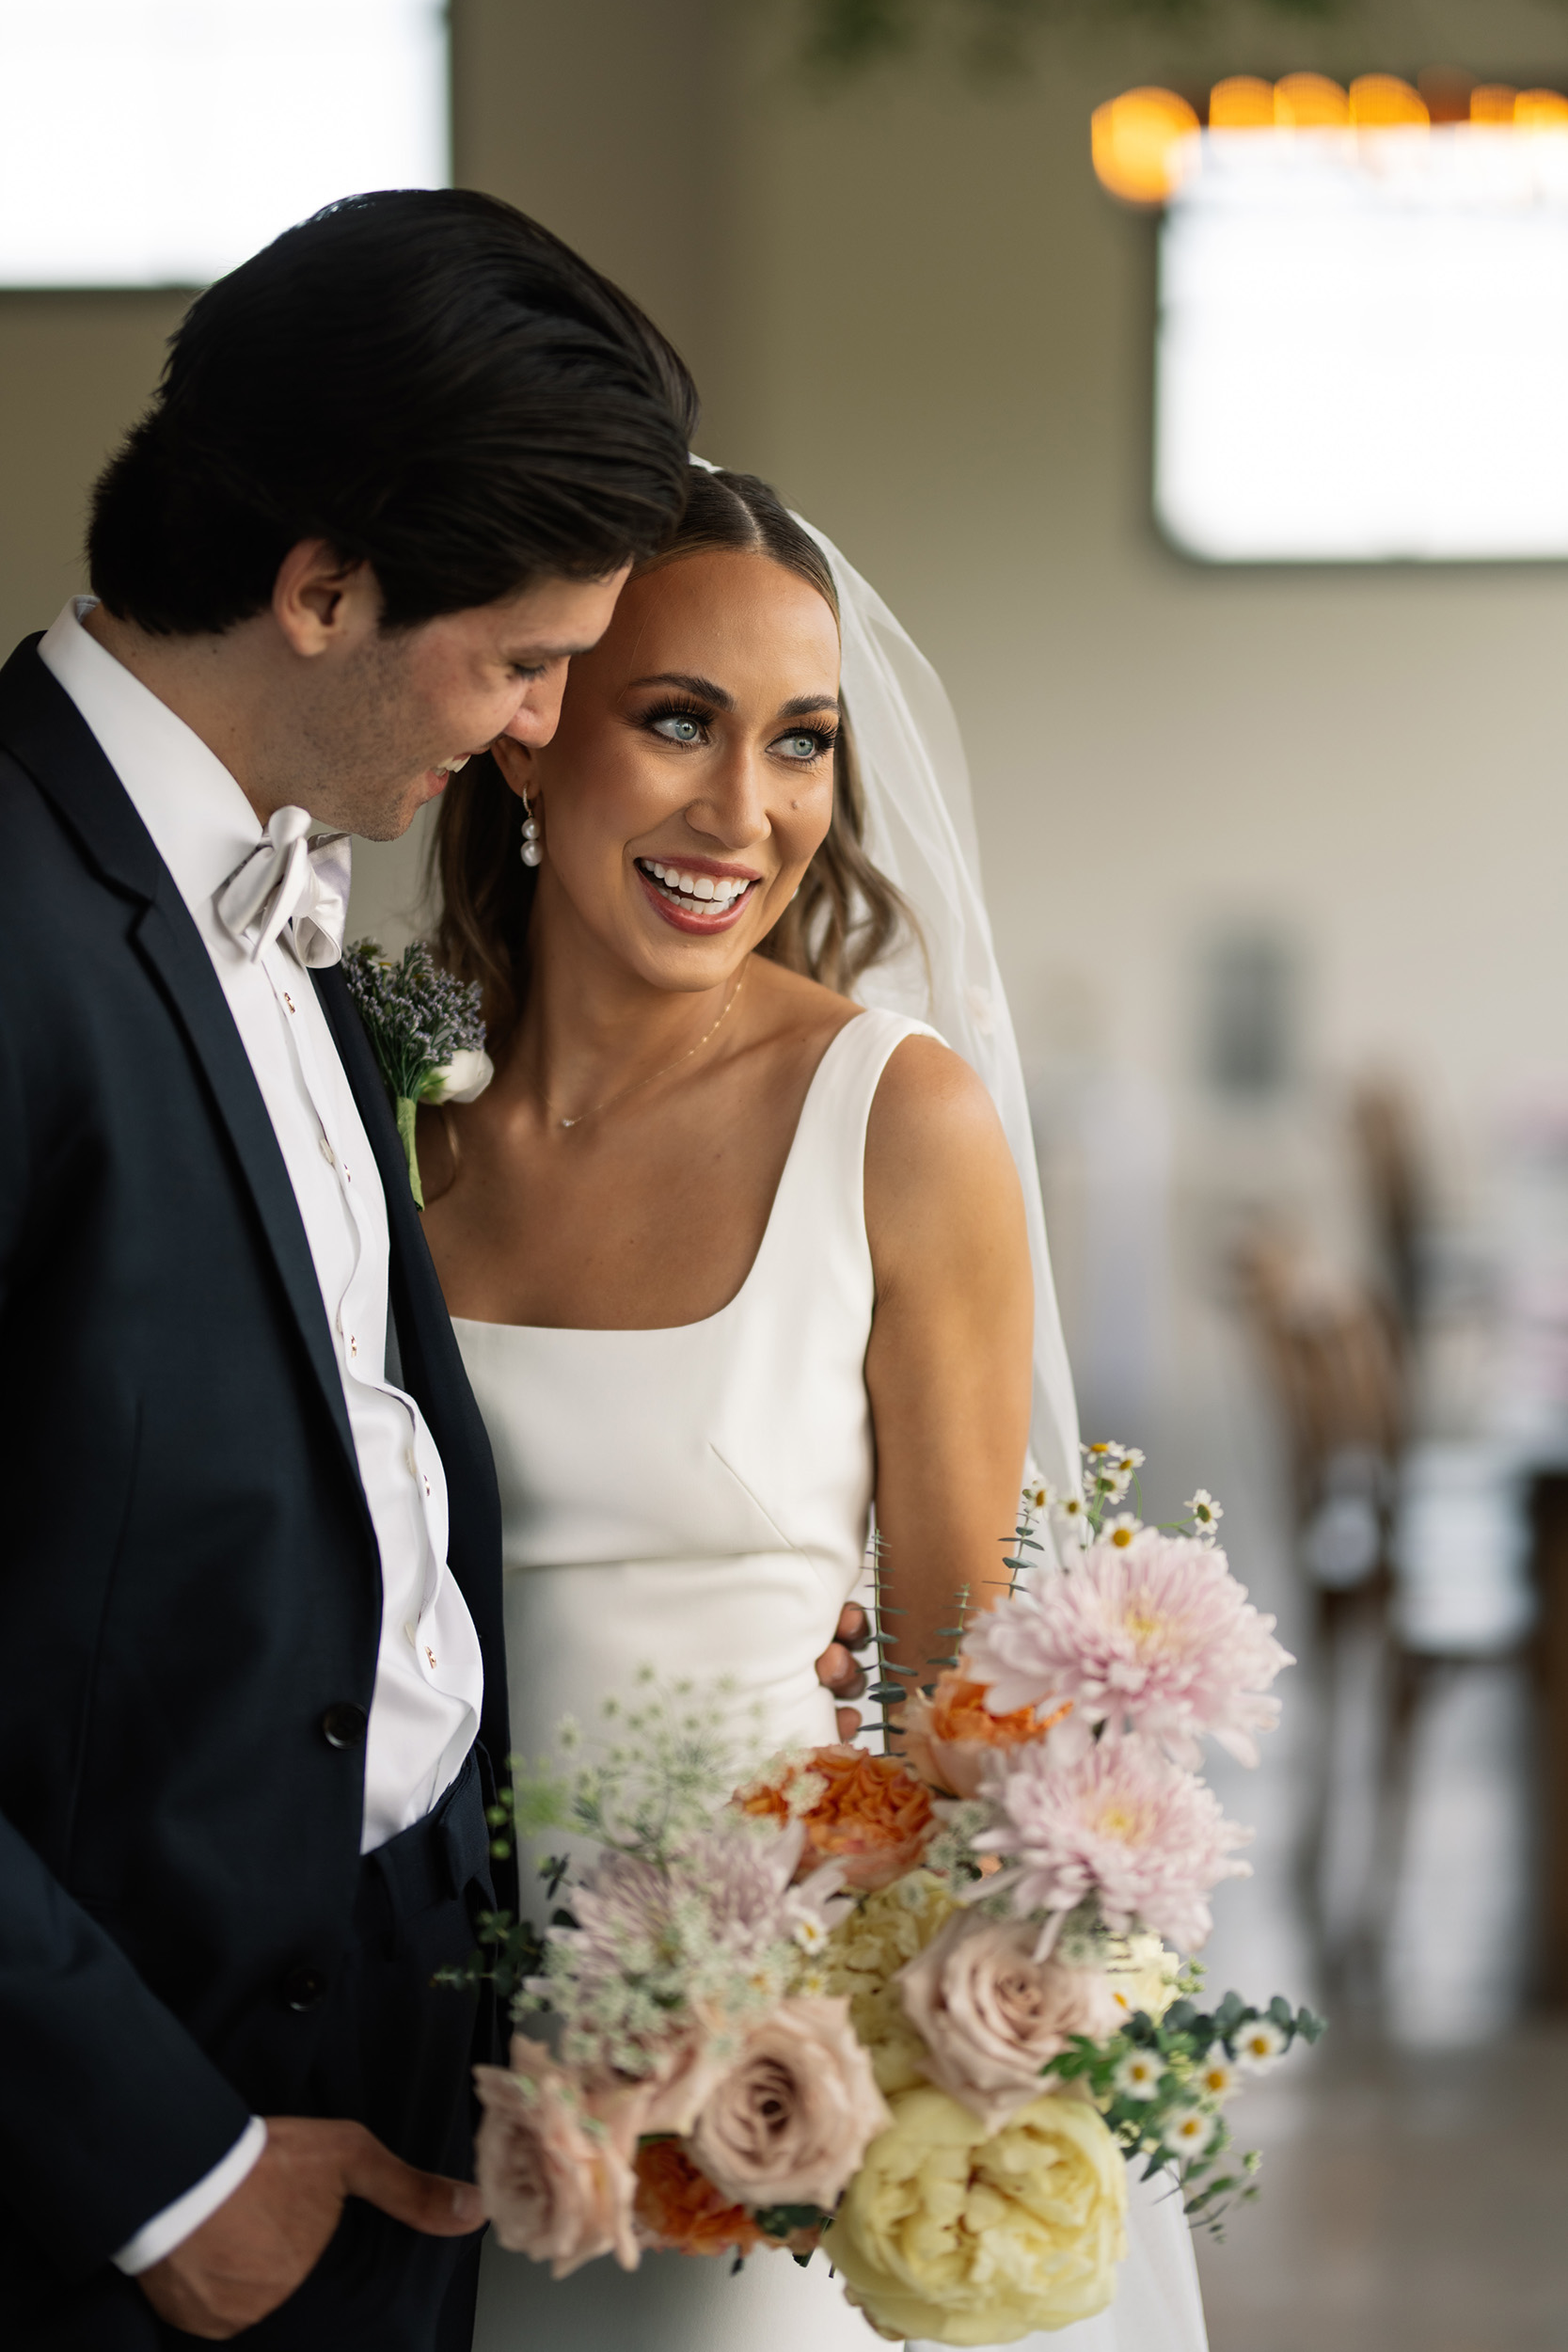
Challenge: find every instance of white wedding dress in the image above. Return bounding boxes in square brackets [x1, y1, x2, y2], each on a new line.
[455, 1008, 1208, 2352]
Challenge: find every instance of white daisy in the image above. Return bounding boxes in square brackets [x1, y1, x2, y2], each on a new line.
[1195, 2044, 1240, 2100]
[1236, 2018, 1288, 2070]
[1167, 2106, 1218, 2155]
[1185, 1489, 1224, 1538]
[792, 1914, 829, 1954]
[1113, 2050, 1165, 2101]
[1103, 1513, 1144, 1549]
[1054, 1493, 1093, 1548]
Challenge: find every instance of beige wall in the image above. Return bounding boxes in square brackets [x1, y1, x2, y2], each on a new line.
[8, 0, 1568, 1179]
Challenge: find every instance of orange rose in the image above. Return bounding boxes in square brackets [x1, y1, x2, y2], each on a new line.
[632, 2138, 765, 2259]
[740, 1745, 934, 1891]
[903, 1672, 1070, 1799]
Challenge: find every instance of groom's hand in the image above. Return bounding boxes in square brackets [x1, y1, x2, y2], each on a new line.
[136, 2116, 484, 2340]
[816, 1601, 872, 1742]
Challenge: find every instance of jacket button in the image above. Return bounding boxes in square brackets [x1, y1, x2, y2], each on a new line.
[320, 1702, 368, 1750]
[279, 1964, 328, 2012]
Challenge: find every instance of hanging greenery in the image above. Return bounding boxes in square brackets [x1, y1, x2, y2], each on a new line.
[783, 0, 1344, 81]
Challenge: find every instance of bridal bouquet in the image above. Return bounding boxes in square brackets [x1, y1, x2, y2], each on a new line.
[468, 1448, 1321, 2344]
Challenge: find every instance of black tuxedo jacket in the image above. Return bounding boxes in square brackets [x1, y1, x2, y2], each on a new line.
[0, 637, 509, 2332]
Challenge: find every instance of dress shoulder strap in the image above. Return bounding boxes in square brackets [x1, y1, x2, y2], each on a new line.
[748, 1009, 942, 1300]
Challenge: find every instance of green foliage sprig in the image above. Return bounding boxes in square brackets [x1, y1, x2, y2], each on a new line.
[1050, 1983, 1325, 2231]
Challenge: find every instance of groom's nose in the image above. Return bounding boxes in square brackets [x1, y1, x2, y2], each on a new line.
[498, 660, 573, 751]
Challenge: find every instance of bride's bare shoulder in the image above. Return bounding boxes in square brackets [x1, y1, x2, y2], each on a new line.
[863, 1030, 1025, 1263]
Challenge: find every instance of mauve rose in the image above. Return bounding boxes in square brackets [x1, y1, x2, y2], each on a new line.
[473, 2037, 639, 2279]
[689, 1994, 892, 2210]
[897, 1913, 1121, 2134]
[625, 2026, 731, 2138]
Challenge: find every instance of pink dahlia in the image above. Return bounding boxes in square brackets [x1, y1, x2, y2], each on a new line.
[974, 1735, 1251, 1955]
[964, 1534, 1292, 1767]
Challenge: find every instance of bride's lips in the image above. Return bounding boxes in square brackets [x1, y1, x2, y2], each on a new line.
[634, 855, 761, 934]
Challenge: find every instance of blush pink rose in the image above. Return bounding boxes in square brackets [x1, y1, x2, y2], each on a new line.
[897, 1913, 1122, 2134]
[473, 2036, 639, 2279]
[689, 1994, 892, 2210]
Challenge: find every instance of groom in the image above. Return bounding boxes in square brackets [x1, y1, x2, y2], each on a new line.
[0, 191, 698, 2351]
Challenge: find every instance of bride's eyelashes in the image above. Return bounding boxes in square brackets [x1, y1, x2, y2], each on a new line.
[638, 695, 838, 766]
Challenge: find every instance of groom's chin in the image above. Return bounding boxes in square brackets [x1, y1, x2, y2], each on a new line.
[354, 772, 449, 842]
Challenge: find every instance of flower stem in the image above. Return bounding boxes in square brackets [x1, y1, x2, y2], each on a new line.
[395, 1096, 424, 1209]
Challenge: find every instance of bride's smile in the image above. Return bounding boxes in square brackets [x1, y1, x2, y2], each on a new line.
[632, 854, 760, 927]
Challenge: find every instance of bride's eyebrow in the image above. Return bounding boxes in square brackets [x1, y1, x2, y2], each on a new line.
[777, 693, 841, 720]
[628, 669, 730, 706]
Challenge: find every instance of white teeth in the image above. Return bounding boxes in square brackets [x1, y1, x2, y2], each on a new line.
[640, 860, 750, 908]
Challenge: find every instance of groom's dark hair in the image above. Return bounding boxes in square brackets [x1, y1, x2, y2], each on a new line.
[87, 189, 698, 635]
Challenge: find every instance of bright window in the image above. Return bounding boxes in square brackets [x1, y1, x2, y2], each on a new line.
[1154, 127, 1568, 563]
[0, 0, 449, 289]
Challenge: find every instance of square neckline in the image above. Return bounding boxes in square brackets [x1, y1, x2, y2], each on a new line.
[449, 1009, 876, 1343]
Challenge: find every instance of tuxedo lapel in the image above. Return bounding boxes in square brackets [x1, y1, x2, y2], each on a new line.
[0, 637, 362, 1488]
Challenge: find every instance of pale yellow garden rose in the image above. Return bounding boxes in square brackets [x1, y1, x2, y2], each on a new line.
[824, 2085, 1128, 2345]
[1099, 1932, 1180, 2026]
[819, 1872, 958, 2095]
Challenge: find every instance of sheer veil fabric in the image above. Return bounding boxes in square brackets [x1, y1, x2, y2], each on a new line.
[694, 460, 1080, 1496]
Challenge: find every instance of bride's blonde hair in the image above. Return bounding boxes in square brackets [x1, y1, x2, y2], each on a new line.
[431, 465, 911, 1044]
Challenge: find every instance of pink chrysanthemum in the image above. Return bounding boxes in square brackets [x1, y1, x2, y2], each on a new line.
[964, 1533, 1292, 1767]
[975, 1736, 1251, 1955]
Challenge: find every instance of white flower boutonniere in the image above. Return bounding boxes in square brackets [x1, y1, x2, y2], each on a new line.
[341, 939, 492, 1208]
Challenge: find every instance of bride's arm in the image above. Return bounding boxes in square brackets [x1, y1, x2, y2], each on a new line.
[863, 1036, 1036, 1714]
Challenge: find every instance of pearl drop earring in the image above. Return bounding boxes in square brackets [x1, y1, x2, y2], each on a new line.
[519, 786, 543, 868]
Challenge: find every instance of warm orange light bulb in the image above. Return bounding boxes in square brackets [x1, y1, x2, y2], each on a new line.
[1515, 88, 1568, 132]
[1090, 87, 1200, 207]
[1209, 76, 1275, 130]
[1348, 75, 1429, 128]
[1469, 85, 1519, 124]
[1274, 74, 1350, 130]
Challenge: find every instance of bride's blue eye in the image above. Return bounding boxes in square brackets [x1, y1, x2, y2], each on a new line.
[774, 729, 832, 762]
[651, 712, 705, 745]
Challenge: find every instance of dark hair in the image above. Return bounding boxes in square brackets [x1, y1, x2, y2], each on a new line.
[433, 467, 913, 1043]
[88, 189, 699, 634]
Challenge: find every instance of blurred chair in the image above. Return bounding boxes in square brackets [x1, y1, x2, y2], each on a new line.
[1350, 1077, 1427, 1343]
[1234, 1224, 1404, 1993]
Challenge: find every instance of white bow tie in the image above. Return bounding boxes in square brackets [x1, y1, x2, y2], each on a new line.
[214, 807, 353, 970]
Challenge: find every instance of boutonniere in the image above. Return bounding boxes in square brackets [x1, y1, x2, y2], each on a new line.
[341, 939, 492, 1208]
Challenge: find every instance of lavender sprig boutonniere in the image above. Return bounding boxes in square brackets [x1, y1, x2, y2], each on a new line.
[341, 940, 491, 1208]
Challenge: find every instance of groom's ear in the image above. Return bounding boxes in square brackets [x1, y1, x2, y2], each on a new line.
[490, 735, 535, 800]
[272, 539, 381, 659]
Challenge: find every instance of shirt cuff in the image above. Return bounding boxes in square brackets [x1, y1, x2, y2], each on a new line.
[112, 2116, 268, 2276]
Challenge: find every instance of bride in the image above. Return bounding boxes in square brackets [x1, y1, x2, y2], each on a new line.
[418, 464, 1208, 2352]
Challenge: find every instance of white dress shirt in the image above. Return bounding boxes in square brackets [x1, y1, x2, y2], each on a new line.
[40, 599, 484, 2269]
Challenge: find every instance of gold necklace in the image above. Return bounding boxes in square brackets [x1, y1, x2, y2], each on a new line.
[546, 969, 747, 1131]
